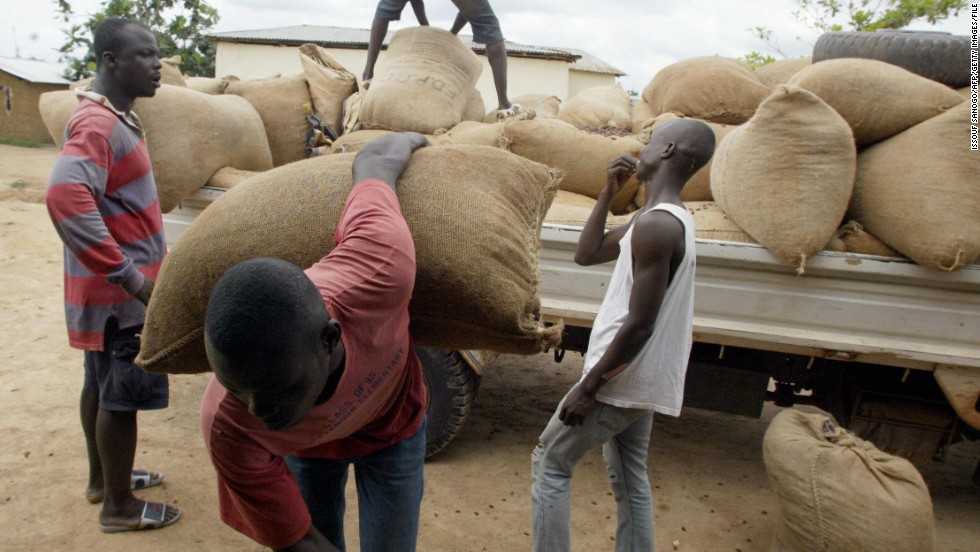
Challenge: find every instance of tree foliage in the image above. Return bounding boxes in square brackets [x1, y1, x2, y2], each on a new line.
[56, 0, 220, 81]
[744, 0, 967, 67]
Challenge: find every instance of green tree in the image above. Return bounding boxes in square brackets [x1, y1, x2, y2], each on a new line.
[744, 0, 967, 66]
[56, 0, 220, 81]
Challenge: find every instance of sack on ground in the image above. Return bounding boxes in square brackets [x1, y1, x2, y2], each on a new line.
[225, 74, 313, 166]
[847, 103, 979, 271]
[787, 58, 964, 146]
[136, 145, 563, 374]
[38, 85, 273, 213]
[630, 100, 656, 135]
[359, 27, 482, 133]
[558, 83, 632, 130]
[642, 57, 772, 125]
[503, 118, 643, 214]
[764, 409, 935, 552]
[710, 85, 855, 272]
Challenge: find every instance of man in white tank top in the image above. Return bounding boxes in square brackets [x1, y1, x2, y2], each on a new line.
[532, 120, 716, 552]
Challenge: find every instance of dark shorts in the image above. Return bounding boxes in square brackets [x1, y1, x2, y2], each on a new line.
[83, 318, 168, 411]
[375, 0, 504, 44]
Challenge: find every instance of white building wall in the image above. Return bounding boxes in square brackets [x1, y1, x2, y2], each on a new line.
[567, 70, 617, 99]
[216, 42, 573, 113]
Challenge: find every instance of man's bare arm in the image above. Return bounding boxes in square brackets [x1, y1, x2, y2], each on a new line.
[574, 156, 636, 266]
[351, 132, 430, 191]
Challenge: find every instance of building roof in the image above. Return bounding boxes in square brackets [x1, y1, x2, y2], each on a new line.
[0, 56, 71, 85]
[208, 25, 600, 66]
[557, 48, 626, 77]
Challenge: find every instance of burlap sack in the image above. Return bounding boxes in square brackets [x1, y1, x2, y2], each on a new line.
[642, 57, 772, 125]
[544, 191, 634, 228]
[685, 202, 755, 243]
[160, 55, 186, 87]
[634, 113, 737, 204]
[329, 130, 445, 153]
[136, 145, 563, 374]
[788, 58, 965, 146]
[359, 27, 482, 134]
[462, 88, 486, 122]
[440, 121, 507, 148]
[225, 74, 313, 166]
[836, 221, 901, 258]
[206, 167, 261, 190]
[558, 83, 632, 130]
[503, 118, 644, 214]
[847, 103, 979, 271]
[38, 85, 273, 213]
[184, 76, 230, 95]
[752, 57, 811, 88]
[299, 43, 357, 133]
[513, 94, 561, 119]
[342, 90, 362, 134]
[957, 87, 971, 99]
[764, 409, 935, 552]
[710, 86, 855, 271]
[630, 100, 656, 135]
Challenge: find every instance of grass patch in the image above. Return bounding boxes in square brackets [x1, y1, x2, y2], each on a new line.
[8, 180, 29, 189]
[0, 136, 45, 148]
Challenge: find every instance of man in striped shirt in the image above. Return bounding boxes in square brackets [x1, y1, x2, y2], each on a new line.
[46, 17, 180, 533]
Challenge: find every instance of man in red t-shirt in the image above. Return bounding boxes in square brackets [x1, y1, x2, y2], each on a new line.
[201, 132, 430, 552]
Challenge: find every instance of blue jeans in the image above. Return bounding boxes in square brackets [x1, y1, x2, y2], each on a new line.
[285, 418, 426, 552]
[532, 398, 654, 552]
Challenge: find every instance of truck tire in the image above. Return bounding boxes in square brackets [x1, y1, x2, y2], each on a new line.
[415, 346, 480, 458]
[812, 30, 970, 88]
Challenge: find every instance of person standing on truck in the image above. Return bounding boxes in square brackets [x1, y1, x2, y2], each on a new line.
[200, 132, 430, 552]
[45, 17, 181, 532]
[531, 120, 715, 551]
[362, 0, 524, 119]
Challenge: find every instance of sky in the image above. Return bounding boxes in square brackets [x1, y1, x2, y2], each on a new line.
[2, 0, 973, 92]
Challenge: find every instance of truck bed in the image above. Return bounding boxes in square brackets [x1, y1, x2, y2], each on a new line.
[539, 223, 980, 372]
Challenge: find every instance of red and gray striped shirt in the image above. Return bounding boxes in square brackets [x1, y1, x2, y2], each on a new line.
[46, 91, 166, 351]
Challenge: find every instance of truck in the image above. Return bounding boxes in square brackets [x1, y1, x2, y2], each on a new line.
[162, 186, 980, 484]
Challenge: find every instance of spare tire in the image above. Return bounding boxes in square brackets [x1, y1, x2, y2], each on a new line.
[812, 30, 969, 88]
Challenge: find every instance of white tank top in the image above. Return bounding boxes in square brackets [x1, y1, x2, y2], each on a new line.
[581, 203, 696, 416]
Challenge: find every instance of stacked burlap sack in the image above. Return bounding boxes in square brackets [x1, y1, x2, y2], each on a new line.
[135, 145, 564, 374]
[38, 84, 274, 213]
[764, 409, 935, 552]
[359, 27, 484, 134]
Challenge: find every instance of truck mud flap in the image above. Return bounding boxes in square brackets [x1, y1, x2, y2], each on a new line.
[933, 365, 980, 430]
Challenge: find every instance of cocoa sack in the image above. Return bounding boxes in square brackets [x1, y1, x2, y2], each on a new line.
[558, 83, 632, 130]
[359, 27, 482, 134]
[503, 118, 643, 214]
[642, 56, 772, 125]
[787, 58, 965, 146]
[38, 85, 273, 213]
[225, 74, 313, 166]
[848, 103, 979, 271]
[764, 409, 935, 552]
[135, 145, 563, 374]
[299, 43, 358, 133]
[710, 85, 855, 271]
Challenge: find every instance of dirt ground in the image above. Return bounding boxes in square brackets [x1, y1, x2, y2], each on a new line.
[0, 143, 977, 551]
